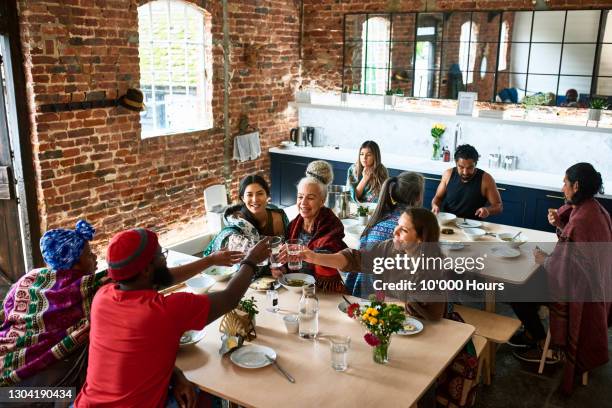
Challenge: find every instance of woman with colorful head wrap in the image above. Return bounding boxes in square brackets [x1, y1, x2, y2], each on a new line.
[0, 220, 105, 388]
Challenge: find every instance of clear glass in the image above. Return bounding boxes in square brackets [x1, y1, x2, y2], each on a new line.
[286, 239, 303, 271]
[298, 285, 319, 339]
[330, 336, 351, 371]
[266, 289, 279, 312]
[270, 236, 284, 268]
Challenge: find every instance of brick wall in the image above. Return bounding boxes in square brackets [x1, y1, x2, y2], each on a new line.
[18, 0, 300, 255]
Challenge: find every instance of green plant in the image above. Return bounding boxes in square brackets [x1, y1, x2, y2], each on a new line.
[342, 86, 350, 93]
[238, 296, 259, 318]
[357, 206, 369, 217]
[385, 89, 394, 96]
[394, 88, 404, 96]
[589, 98, 609, 110]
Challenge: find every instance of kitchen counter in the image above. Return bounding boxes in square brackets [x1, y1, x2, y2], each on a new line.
[270, 146, 612, 199]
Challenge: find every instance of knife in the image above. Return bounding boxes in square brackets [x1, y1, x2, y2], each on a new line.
[266, 355, 295, 383]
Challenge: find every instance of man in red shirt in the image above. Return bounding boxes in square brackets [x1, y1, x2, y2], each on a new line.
[75, 228, 270, 407]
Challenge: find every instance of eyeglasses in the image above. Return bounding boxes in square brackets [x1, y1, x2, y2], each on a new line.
[161, 248, 169, 258]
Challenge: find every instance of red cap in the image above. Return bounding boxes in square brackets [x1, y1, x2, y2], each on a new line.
[106, 228, 159, 281]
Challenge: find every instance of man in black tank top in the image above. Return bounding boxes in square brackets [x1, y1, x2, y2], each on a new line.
[431, 144, 503, 219]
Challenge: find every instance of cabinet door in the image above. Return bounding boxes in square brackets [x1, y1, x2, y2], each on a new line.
[532, 191, 565, 232]
[422, 173, 442, 210]
[270, 154, 311, 207]
[487, 184, 528, 227]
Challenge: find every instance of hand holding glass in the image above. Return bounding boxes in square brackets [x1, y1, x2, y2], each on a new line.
[286, 239, 303, 271]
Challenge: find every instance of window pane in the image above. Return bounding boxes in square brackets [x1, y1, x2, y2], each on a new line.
[502, 42, 529, 73]
[564, 10, 600, 43]
[138, 0, 209, 137]
[532, 11, 565, 42]
[389, 69, 413, 95]
[414, 69, 440, 98]
[596, 77, 612, 96]
[343, 67, 363, 93]
[442, 12, 472, 42]
[391, 14, 415, 42]
[507, 12, 532, 43]
[390, 42, 414, 70]
[558, 76, 592, 100]
[471, 12, 501, 43]
[466, 71, 495, 101]
[496, 72, 526, 102]
[598, 44, 612, 76]
[345, 14, 368, 42]
[528, 43, 561, 74]
[345, 40, 363, 68]
[525, 74, 558, 97]
[561, 44, 596, 76]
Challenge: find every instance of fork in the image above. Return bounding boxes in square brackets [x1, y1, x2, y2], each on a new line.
[266, 355, 295, 383]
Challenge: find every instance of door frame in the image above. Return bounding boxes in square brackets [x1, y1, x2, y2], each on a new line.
[0, 1, 42, 273]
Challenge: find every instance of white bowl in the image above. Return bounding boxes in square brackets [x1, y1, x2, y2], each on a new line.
[203, 265, 235, 282]
[346, 224, 365, 236]
[279, 273, 316, 292]
[185, 274, 216, 294]
[280, 141, 294, 148]
[437, 212, 457, 225]
[496, 232, 528, 248]
[463, 228, 486, 241]
[179, 329, 205, 347]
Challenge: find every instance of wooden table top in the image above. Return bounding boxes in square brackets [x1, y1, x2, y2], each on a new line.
[439, 220, 557, 285]
[176, 287, 474, 408]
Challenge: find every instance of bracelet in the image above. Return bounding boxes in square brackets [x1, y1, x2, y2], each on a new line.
[239, 259, 257, 271]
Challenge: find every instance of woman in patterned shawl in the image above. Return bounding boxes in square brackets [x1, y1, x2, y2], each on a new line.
[0, 220, 105, 388]
[345, 171, 424, 298]
[346, 141, 389, 203]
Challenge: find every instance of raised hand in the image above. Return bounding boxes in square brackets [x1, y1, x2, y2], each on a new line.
[210, 250, 244, 266]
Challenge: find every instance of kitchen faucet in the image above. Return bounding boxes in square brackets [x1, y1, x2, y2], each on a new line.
[452, 122, 462, 154]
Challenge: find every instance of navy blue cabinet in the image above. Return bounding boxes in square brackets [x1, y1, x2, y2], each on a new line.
[271, 152, 611, 231]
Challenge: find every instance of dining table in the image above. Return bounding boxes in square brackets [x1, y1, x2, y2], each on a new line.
[174, 281, 475, 408]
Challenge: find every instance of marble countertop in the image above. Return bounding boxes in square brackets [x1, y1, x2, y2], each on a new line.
[270, 146, 612, 199]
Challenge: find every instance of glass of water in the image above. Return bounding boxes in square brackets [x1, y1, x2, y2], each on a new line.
[266, 288, 279, 312]
[286, 239, 303, 271]
[330, 335, 350, 371]
[269, 236, 284, 268]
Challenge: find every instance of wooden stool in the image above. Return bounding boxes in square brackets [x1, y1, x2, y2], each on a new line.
[454, 305, 521, 385]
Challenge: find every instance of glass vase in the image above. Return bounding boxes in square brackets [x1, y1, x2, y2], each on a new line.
[432, 143, 441, 161]
[373, 337, 391, 364]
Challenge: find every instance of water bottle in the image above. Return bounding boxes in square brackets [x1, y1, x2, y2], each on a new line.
[298, 284, 319, 339]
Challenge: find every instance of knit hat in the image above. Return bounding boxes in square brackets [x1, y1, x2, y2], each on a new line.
[107, 228, 159, 281]
[40, 220, 96, 271]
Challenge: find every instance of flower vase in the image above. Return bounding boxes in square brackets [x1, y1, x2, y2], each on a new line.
[432, 142, 441, 161]
[373, 337, 391, 364]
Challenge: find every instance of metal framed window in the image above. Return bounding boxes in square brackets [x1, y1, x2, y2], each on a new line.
[137, 0, 212, 138]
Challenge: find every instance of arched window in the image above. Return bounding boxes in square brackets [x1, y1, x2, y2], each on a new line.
[361, 17, 390, 95]
[498, 21, 509, 71]
[459, 21, 478, 84]
[138, 0, 213, 138]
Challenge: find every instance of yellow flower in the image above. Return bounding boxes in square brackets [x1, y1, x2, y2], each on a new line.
[369, 317, 378, 325]
[362, 314, 369, 321]
[370, 309, 379, 316]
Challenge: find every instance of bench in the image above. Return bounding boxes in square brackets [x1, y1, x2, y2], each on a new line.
[454, 304, 521, 385]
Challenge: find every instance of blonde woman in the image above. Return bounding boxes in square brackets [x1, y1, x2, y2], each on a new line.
[346, 141, 388, 203]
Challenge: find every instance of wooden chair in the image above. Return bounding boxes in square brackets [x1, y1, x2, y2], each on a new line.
[538, 327, 589, 385]
[453, 304, 521, 385]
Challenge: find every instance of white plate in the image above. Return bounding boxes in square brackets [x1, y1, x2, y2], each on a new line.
[346, 224, 366, 236]
[249, 277, 280, 291]
[230, 345, 277, 369]
[489, 246, 521, 258]
[337, 300, 370, 317]
[397, 317, 424, 335]
[455, 219, 483, 228]
[179, 329, 206, 347]
[341, 218, 361, 228]
[279, 273, 316, 292]
[203, 266, 235, 282]
[440, 240, 465, 251]
[437, 212, 457, 225]
[185, 274, 216, 294]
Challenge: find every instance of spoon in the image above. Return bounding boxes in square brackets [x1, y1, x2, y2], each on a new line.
[511, 231, 522, 241]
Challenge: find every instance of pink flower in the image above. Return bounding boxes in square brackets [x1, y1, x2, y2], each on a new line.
[375, 291, 385, 302]
[364, 332, 381, 347]
[347, 303, 360, 318]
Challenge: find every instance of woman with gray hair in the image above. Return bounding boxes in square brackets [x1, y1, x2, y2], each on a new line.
[345, 171, 424, 297]
[274, 175, 347, 292]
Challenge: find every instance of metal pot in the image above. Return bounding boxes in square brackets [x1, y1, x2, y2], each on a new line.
[326, 185, 350, 219]
[310, 127, 325, 147]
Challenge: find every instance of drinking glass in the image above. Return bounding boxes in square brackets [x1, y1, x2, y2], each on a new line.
[269, 236, 284, 268]
[286, 239, 303, 271]
[330, 335, 351, 371]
